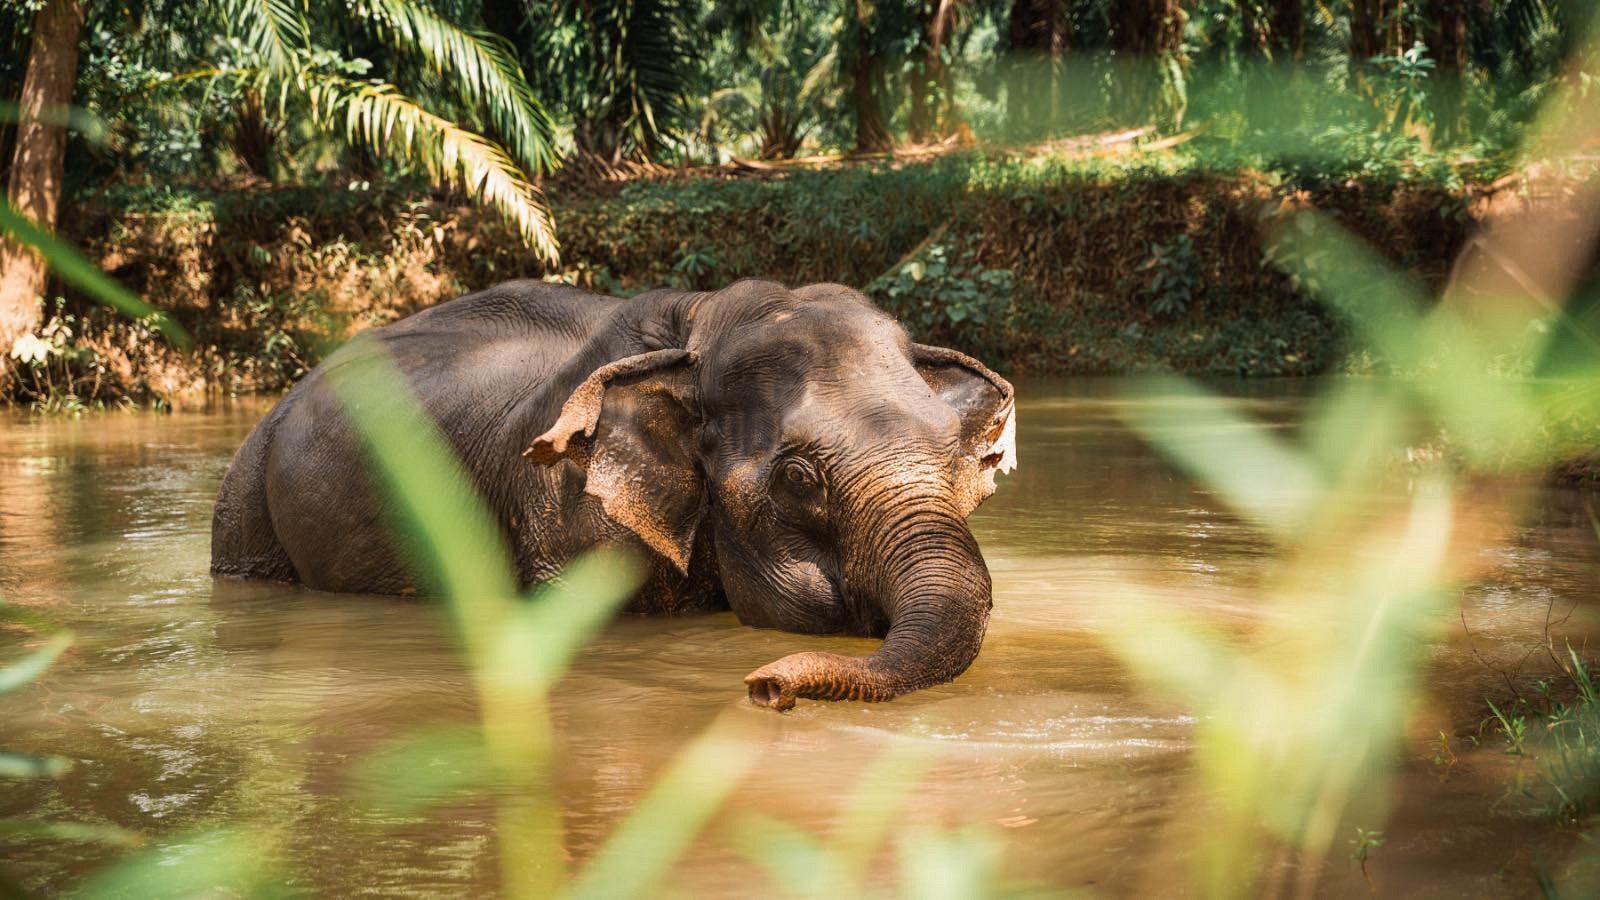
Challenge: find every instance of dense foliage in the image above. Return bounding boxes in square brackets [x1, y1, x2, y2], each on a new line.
[3, 1, 1595, 198]
[0, 0, 1596, 403]
[12, 147, 1487, 411]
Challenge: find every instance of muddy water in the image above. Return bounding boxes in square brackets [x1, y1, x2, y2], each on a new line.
[2, 379, 1598, 897]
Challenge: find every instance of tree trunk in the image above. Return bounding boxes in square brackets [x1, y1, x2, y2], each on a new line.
[1005, 0, 1072, 137]
[1243, 0, 1304, 127]
[1240, 1, 1267, 59]
[0, 0, 86, 353]
[850, 0, 893, 153]
[1349, 0, 1382, 84]
[1427, 0, 1467, 142]
[909, 0, 957, 143]
[1270, 0, 1304, 64]
[1109, 0, 1186, 128]
[1110, 0, 1186, 60]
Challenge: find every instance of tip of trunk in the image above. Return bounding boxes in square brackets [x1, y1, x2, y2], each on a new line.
[742, 600, 990, 711]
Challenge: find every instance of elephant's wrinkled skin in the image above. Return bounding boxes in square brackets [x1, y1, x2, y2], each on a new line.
[211, 279, 1016, 710]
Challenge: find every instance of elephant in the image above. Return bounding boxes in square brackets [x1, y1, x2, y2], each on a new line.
[210, 279, 1016, 710]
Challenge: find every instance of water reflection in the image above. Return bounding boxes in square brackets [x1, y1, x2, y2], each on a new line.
[1, 380, 1598, 896]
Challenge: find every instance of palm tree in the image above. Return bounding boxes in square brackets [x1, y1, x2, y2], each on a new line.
[0, 0, 562, 353]
[1109, 0, 1188, 129]
[908, 0, 960, 143]
[698, 0, 841, 160]
[520, 0, 697, 167]
[1005, 0, 1073, 138]
[1427, 0, 1467, 140]
[1348, 0, 1383, 84]
[210, 0, 559, 256]
[1270, 0, 1304, 64]
[846, 0, 893, 153]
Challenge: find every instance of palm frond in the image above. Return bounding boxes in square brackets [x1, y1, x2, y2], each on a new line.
[622, 0, 694, 154]
[560, 0, 694, 161]
[798, 45, 841, 108]
[302, 72, 559, 264]
[698, 82, 761, 140]
[357, 0, 559, 175]
[219, 0, 310, 76]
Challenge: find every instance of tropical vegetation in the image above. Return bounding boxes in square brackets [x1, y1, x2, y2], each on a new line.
[5, 2, 1600, 898]
[2, 0, 1594, 384]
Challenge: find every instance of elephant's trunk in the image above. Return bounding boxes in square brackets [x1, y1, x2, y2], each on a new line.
[744, 496, 992, 710]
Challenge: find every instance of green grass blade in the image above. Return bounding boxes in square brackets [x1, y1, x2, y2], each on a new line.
[0, 752, 71, 779]
[1119, 377, 1323, 541]
[0, 819, 140, 846]
[724, 813, 843, 898]
[0, 203, 189, 350]
[500, 550, 643, 690]
[0, 633, 73, 695]
[324, 338, 644, 898]
[346, 726, 492, 819]
[320, 338, 517, 616]
[1268, 210, 1539, 465]
[895, 825, 1006, 900]
[75, 827, 279, 899]
[569, 716, 762, 900]
[832, 745, 936, 888]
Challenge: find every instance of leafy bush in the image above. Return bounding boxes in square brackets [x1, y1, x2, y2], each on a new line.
[11, 145, 1527, 407]
[1138, 233, 1197, 318]
[869, 241, 1014, 356]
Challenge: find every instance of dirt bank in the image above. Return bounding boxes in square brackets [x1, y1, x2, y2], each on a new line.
[0, 151, 1551, 408]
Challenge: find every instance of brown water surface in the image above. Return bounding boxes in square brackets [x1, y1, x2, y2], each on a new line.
[2, 378, 1598, 896]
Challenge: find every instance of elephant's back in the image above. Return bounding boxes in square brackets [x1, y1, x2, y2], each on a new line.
[376, 280, 617, 380]
[246, 281, 617, 592]
[384, 279, 615, 341]
[370, 281, 618, 458]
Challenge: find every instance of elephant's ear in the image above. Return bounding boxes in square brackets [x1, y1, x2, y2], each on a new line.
[523, 349, 703, 573]
[912, 343, 1017, 481]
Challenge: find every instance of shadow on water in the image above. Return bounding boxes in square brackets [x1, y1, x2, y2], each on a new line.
[2, 378, 1599, 895]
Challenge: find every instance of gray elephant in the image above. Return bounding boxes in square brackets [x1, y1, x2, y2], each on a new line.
[210, 279, 1016, 710]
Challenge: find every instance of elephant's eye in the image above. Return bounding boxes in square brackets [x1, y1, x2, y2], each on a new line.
[776, 457, 820, 491]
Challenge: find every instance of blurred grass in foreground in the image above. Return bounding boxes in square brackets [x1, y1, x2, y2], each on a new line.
[0, 198, 189, 353]
[1104, 17, 1600, 898]
[0, 622, 142, 897]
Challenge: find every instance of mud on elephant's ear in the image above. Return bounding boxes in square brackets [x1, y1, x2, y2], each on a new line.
[911, 343, 1017, 508]
[522, 349, 704, 572]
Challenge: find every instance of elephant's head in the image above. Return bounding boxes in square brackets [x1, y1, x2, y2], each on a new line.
[523, 281, 1015, 710]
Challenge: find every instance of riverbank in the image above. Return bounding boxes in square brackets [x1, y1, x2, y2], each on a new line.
[0, 145, 1573, 409]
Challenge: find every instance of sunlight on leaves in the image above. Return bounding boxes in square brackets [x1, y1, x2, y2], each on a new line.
[1100, 480, 1456, 896]
[0, 203, 190, 351]
[1120, 378, 1322, 541]
[570, 714, 764, 900]
[724, 744, 940, 898]
[77, 827, 280, 899]
[345, 726, 493, 820]
[0, 751, 71, 779]
[0, 632, 73, 695]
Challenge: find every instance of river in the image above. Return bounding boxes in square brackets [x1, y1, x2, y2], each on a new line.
[2, 378, 1597, 896]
